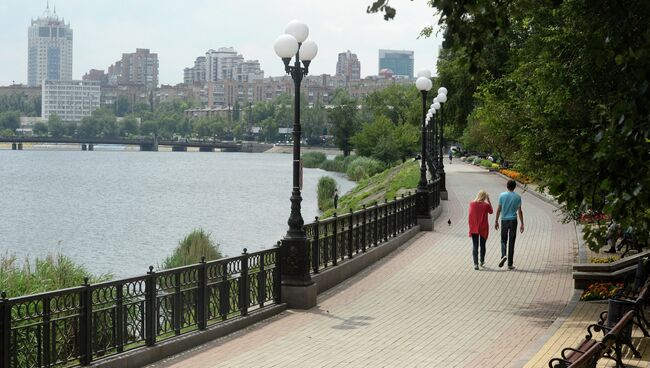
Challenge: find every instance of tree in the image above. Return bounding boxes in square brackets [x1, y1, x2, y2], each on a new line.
[329, 92, 359, 156]
[33, 122, 48, 136]
[120, 116, 139, 137]
[0, 111, 20, 131]
[114, 95, 131, 117]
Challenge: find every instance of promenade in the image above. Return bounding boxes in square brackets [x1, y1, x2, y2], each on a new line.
[148, 162, 578, 368]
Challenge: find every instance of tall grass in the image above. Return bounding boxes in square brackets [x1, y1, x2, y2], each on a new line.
[0, 252, 111, 297]
[317, 176, 338, 211]
[302, 152, 327, 168]
[159, 228, 223, 269]
[345, 156, 385, 181]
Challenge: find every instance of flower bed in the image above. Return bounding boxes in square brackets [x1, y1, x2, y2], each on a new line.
[499, 169, 532, 184]
[579, 212, 610, 224]
[589, 256, 619, 264]
[580, 282, 624, 301]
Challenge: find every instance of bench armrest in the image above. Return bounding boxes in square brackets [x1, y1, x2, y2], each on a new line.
[548, 357, 570, 368]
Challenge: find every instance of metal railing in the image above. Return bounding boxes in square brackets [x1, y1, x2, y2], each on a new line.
[0, 249, 279, 368]
[0, 178, 441, 367]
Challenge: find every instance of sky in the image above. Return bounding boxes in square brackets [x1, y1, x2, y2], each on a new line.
[0, 0, 444, 86]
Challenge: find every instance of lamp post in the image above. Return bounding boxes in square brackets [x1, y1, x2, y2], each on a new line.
[273, 20, 319, 308]
[426, 107, 437, 179]
[436, 87, 448, 199]
[415, 70, 433, 231]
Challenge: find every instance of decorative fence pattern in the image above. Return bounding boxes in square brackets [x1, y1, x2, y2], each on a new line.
[0, 177, 441, 367]
[0, 249, 279, 368]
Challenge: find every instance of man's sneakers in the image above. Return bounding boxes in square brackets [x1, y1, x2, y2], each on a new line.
[474, 265, 479, 270]
[498, 256, 507, 268]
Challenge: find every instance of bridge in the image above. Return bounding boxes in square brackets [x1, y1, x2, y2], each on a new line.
[0, 136, 242, 152]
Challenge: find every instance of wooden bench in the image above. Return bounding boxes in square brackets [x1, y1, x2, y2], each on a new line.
[548, 339, 604, 367]
[591, 310, 641, 367]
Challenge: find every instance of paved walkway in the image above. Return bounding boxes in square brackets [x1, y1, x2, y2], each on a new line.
[148, 162, 578, 368]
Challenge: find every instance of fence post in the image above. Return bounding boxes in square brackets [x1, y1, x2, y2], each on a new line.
[393, 197, 398, 237]
[274, 242, 282, 303]
[332, 213, 338, 266]
[1, 292, 10, 368]
[348, 209, 354, 259]
[43, 296, 51, 367]
[312, 217, 320, 274]
[374, 202, 379, 246]
[116, 280, 124, 353]
[240, 249, 249, 317]
[259, 252, 266, 308]
[173, 272, 182, 335]
[145, 266, 157, 347]
[361, 205, 367, 252]
[384, 199, 389, 241]
[197, 256, 207, 330]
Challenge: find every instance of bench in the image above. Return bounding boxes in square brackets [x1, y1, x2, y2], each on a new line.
[548, 339, 604, 367]
[609, 280, 650, 337]
[591, 310, 641, 366]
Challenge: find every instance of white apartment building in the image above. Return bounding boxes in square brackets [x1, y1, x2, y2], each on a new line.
[28, 5, 73, 87]
[42, 80, 100, 122]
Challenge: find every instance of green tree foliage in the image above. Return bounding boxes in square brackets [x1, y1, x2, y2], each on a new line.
[317, 176, 338, 211]
[370, 0, 650, 247]
[120, 116, 139, 137]
[329, 92, 359, 156]
[351, 116, 419, 164]
[47, 114, 66, 138]
[362, 84, 420, 126]
[33, 122, 48, 136]
[160, 228, 223, 269]
[0, 111, 20, 132]
[302, 101, 328, 144]
[0, 93, 41, 116]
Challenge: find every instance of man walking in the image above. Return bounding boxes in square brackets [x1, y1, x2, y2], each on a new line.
[495, 180, 524, 269]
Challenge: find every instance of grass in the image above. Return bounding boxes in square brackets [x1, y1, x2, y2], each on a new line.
[321, 160, 420, 218]
[0, 252, 112, 298]
[159, 228, 223, 269]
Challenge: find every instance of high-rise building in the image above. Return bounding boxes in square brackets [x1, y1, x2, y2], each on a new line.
[336, 50, 361, 81]
[107, 49, 159, 89]
[82, 69, 108, 86]
[42, 80, 100, 121]
[378, 49, 414, 78]
[184, 47, 264, 85]
[28, 4, 73, 87]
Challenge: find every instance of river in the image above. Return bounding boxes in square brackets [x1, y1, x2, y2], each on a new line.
[0, 148, 355, 278]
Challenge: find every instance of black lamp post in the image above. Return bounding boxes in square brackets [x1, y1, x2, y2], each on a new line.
[415, 71, 433, 229]
[426, 105, 436, 179]
[435, 88, 448, 199]
[273, 21, 318, 292]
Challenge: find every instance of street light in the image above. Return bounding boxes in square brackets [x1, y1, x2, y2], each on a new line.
[273, 20, 318, 308]
[426, 107, 437, 179]
[415, 70, 433, 230]
[436, 87, 448, 199]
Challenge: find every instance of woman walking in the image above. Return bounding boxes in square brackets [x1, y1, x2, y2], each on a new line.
[468, 190, 493, 270]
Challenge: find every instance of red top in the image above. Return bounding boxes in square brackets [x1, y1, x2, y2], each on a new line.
[468, 201, 493, 239]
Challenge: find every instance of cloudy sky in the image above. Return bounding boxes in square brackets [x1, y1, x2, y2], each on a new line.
[0, 0, 444, 86]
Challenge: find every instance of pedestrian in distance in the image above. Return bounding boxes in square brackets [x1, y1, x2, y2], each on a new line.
[495, 180, 524, 270]
[468, 189, 493, 270]
[449, 150, 453, 164]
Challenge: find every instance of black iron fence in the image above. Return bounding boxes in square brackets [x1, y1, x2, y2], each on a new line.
[0, 249, 279, 368]
[0, 178, 441, 367]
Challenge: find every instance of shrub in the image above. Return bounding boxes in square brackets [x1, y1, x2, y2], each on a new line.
[317, 176, 338, 211]
[319, 159, 344, 172]
[491, 163, 500, 170]
[160, 228, 223, 269]
[301, 152, 327, 168]
[580, 282, 624, 301]
[345, 156, 385, 181]
[480, 159, 493, 168]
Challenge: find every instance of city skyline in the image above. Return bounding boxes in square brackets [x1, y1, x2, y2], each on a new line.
[0, 0, 443, 86]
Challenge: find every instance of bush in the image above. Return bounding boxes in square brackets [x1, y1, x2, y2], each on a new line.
[317, 176, 338, 211]
[160, 228, 223, 269]
[319, 159, 344, 172]
[301, 152, 327, 168]
[491, 163, 500, 170]
[0, 253, 111, 297]
[345, 156, 385, 181]
[480, 159, 494, 168]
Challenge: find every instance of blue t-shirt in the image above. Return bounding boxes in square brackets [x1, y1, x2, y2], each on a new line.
[499, 191, 521, 220]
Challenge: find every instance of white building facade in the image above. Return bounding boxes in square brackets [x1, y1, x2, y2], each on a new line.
[42, 80, 100, 122]
[28, 5, 73, 87]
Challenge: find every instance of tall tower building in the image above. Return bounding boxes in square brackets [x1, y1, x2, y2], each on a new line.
[378, 49, 414, 78]
[336, 50, 361, 81]
[28, 3, 73, 87]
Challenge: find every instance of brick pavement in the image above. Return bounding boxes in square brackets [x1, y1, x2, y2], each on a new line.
[147, 162, 577, 368]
